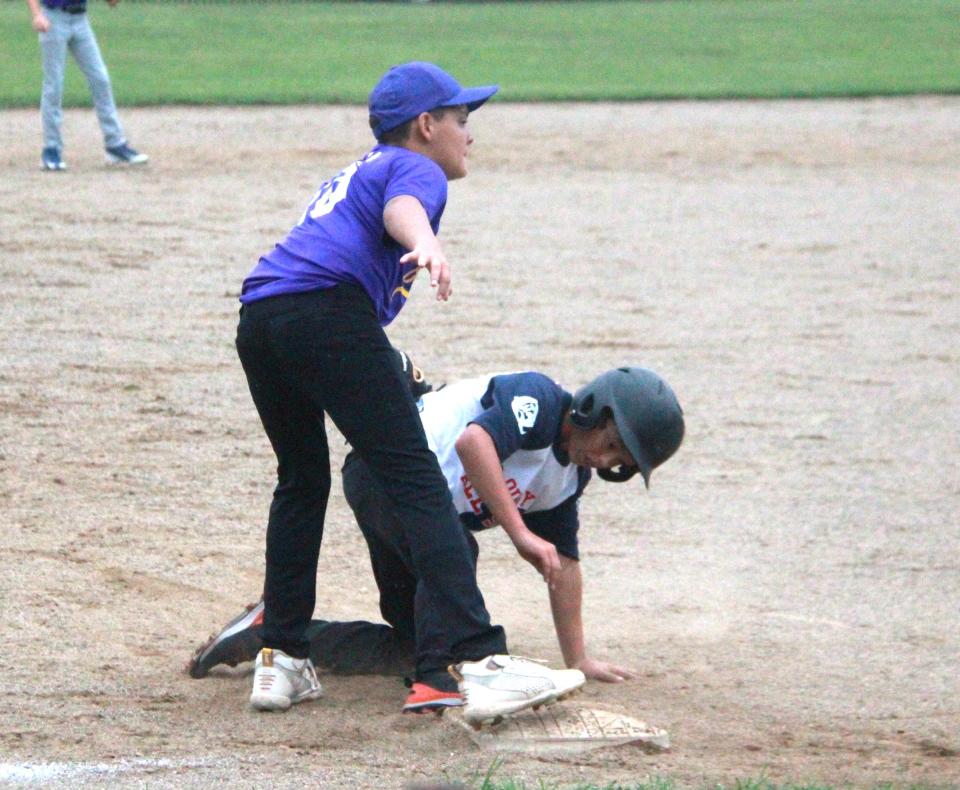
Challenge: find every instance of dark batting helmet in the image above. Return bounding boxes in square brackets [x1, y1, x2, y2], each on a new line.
[570, 366, 684, 487]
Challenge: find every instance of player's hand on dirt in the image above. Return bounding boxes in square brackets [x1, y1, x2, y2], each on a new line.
[32, 12, 50, 32]
[575, 657, 636, 683]
[511, 529, 561, 586]
[399, 241, 452, 300]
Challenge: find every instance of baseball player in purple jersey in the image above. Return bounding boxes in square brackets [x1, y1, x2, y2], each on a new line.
[229, 62, 588, 723]
[190, 353, 685, 720]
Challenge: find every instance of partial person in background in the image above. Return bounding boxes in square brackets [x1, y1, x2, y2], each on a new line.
[26, 0, 148, 170]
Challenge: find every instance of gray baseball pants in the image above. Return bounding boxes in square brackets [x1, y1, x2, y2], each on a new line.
[38, 8, 125, 151]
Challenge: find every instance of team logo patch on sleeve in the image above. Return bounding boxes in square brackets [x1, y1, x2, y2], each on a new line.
[511, 396, 539, 435]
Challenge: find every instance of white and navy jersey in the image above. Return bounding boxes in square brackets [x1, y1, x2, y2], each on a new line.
[418, 372, 590, 560]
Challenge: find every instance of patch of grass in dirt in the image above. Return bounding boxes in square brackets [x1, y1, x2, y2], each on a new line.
[454, 763, 953, 790]
[471, 782, 951, 790]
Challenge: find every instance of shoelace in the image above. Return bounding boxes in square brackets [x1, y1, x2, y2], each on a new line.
[490, 655, 549, 670]
[303, 660, 320, 687]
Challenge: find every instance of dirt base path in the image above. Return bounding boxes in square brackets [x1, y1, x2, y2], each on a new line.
[1, 98, 958, 788]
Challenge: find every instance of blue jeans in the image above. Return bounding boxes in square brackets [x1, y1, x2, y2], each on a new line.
[235, 285, 506, 682]
[39, 8, 125, 151]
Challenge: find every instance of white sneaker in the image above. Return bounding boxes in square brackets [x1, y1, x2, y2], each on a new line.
[449, 654, 585, 727]
[249, 647, 323, 711]
[104, 143, 149, 166]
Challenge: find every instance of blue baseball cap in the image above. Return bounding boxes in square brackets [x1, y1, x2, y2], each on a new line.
[369, 62, 498, 141]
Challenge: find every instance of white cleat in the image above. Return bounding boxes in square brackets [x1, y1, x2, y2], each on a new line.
[249, 647, 323, 711]
[449, 654, 585, 728]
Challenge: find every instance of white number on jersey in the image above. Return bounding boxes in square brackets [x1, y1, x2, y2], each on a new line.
[298, 151, 382, 224]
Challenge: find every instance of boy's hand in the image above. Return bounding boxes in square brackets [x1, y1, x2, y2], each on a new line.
[573, 656, 636, 683]
[400, 242, 452, 300]
[32, 11, 50, 32]
[510, 529, 561, 586]
[384, 195, 453, 301]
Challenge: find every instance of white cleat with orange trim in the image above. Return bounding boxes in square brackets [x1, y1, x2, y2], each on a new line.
[449, 654, 585, 728]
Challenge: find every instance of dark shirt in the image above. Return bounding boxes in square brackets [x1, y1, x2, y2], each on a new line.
[43, 0, 87, 13]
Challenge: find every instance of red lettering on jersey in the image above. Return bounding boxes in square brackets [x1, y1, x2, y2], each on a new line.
[503, 478, 537, 510]
[461, 475, 483, 515]
[464, 475, 536, 516]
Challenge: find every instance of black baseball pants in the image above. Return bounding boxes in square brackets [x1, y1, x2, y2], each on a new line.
[234, 285, 506, 680]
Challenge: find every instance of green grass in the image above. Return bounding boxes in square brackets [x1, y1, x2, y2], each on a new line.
[450, 759, 952, 790]
[469, 783, 951, 790]
[466, 774, 951, 790]
[1, 0, 958, 107]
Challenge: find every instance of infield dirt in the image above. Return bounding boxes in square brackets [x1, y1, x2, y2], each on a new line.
[0, 99, 958, 788]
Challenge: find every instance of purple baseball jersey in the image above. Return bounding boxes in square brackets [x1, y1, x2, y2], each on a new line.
[240, 145, 448, 326]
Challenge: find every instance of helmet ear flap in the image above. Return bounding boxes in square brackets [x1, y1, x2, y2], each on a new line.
[570, 393, 596, 428]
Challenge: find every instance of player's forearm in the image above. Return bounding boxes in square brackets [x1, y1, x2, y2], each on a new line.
[549, 558, 587, 667]
[455, 424, 528, 538]
[26, 0, 43, 18]
[383, 195, 436, 251]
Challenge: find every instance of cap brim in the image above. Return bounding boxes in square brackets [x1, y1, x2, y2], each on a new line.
[445, 84, 498, 112]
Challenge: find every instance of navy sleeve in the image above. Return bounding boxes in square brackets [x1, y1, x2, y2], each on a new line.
[522, 494, 581, 561]
[470, 372, 566, 461]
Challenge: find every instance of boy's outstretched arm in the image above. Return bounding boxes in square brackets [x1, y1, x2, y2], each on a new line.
[383, 195, 452, 300]
[455, 424, 561, 586]
[549, 557, 637, 683]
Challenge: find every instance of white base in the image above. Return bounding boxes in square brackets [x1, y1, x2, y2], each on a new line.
[454, 704, 671, 753]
